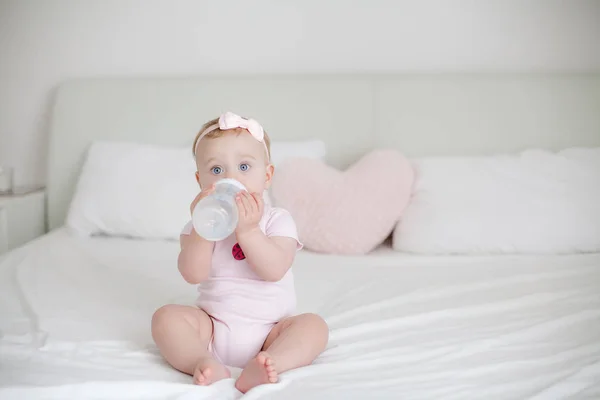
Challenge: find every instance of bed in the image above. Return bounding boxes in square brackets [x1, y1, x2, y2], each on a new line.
[1, 74, 600, 399]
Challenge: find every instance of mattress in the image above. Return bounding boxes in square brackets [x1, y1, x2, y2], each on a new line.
[1, 229, 599, 399]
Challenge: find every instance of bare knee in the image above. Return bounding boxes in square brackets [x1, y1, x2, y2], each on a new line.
[151, 304, 181, 337]
[299, 313, 329, 340]
[152, 305, 212, 343]
[152, 304, 177, 325]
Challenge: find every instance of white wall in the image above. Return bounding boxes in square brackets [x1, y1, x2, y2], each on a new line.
[1, 0, 599, 186]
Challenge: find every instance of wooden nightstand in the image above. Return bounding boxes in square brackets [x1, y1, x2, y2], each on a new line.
[0, 187, 46, 255]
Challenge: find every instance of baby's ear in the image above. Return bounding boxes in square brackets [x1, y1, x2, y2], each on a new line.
[264, 164, 275, 188]
[195, 171, 201, 188]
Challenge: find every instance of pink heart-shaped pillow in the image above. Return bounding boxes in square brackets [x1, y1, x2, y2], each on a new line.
[271, 149, 414, 255]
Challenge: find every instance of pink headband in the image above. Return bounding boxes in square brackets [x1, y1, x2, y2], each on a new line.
[194, 112, 269, 160]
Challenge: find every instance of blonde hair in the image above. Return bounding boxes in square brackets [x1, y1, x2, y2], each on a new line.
[192, 117, 271, 160]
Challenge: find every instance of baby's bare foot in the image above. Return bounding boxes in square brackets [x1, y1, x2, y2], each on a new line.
[235, 351, 278, 393]
[193, 356, 231, 386]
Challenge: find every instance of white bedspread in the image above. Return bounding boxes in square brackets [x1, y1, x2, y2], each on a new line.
[1, 229, 599, 399]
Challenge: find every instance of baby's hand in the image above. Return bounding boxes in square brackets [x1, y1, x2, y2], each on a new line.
[235, 191, 264, 235]
[189, 184, 215, 217]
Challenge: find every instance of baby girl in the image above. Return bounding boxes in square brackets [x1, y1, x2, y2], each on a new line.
[151, 112, 329, 393]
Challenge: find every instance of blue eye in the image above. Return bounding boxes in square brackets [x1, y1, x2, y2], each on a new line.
[211, 166, 223, 175]
[239, 163, 250, 172]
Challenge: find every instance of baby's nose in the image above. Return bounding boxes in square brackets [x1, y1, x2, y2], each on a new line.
[225, 171, 240, 181]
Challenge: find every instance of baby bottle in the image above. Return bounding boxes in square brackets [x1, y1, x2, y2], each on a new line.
[192, 178, 247, 241]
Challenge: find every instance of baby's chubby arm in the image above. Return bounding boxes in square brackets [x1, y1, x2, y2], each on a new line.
[237, 230, 297, 282]
[235, 191, 297, 282]
[177, 186, 216, 284]
[178, 231, 214, 284]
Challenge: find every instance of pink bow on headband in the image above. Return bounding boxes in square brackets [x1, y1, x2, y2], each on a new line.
[194, 112, 269, 160]
[219, 112, 265, 142]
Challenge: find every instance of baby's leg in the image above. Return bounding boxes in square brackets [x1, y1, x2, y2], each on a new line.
[235, 313, 328, 393]
[151, 304, 230, 385]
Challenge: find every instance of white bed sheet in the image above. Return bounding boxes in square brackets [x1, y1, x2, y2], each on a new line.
[1, 229, 600, 399]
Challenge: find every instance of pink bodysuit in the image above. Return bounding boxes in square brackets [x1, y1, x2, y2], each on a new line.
[181, 205, 302, 368]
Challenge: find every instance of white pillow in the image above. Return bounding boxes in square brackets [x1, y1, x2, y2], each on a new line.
[66, 142, 196, 239]
[66, 140, 327, 239]
[393, 148, 600, 254]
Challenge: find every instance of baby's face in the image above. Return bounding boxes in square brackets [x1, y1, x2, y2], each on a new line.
[195, 129, 273, 194]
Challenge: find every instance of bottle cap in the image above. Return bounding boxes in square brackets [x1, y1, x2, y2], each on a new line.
[214, 178, 246, 192]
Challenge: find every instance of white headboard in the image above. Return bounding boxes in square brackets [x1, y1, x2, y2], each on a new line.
[47, 74, 600, 230]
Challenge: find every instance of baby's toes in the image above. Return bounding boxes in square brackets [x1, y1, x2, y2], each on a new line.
[193, 368, 210, 385]
[257, 352, 267, 365]
[267, 371, 278, 383]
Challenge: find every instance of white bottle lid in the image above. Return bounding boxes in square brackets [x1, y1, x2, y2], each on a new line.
[191, 178, 246, 241]
[214, 178, 247, 192]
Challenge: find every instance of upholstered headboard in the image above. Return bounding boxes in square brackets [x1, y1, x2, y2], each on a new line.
[47, 74, 600, 230]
